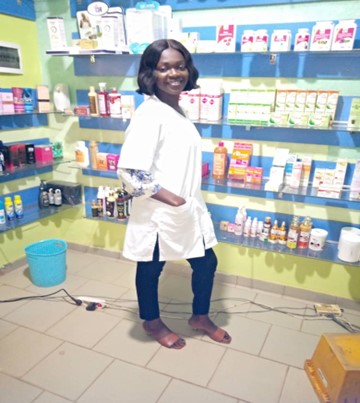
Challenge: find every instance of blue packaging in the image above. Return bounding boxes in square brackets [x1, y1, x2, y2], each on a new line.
[23, 88, 34, 112]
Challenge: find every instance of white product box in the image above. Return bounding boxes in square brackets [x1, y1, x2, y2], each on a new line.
[304, 90, 317, 113]
[272, 148, 290, 167]
[310, 21, 334, 51]
[216, 24, 236, 52]
[47, 17, 67, 50]
[284, 154, 298, 185]
[312, 167, 326, 188]
[270, 30, 292, 52]
[241, 30, 255, 52]
[331, 20, 357, 51]
[289, 161, 303, 188]
[300, 156, 312, 187]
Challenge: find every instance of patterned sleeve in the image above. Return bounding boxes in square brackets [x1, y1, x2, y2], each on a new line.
[118, 168, 161, 199]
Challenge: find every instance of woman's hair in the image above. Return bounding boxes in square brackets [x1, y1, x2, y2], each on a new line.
[136, 39, 199, 95]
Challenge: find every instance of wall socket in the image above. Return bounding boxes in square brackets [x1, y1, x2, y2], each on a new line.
[314, 303, 342, 316]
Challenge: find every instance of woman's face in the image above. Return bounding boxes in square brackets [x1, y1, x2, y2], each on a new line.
[154, 48, 189, 100]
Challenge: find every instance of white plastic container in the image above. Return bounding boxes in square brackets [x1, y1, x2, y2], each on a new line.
[294, 28, 310, 51]
[253, 29, 268, 52]
[199, 81, 223, 122]
[270, 30, 292, 52]
[241, 30, 255, 52]
[74, 141, 90, 168]
[310, 21, 334, 51]
[331, 20, 357, 51]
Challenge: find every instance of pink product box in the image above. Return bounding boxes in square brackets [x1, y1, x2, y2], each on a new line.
[106, 154, 120, 171]
[0, 91, 15, 114]
[34, 145, 53, 163]
[202, 162, 210, 177]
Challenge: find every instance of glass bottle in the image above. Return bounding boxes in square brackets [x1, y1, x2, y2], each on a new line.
[269, 219, 279, 243]
[298, 216, 313, 249]
[278, 221, 287, 245]
[287, 216, 300, 249]
[261, 216, 272, 242]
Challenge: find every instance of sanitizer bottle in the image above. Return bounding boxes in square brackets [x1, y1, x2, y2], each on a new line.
[75, 141, 90, 168]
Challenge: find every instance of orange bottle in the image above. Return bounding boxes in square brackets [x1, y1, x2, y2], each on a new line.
[212, 141, 228, 180]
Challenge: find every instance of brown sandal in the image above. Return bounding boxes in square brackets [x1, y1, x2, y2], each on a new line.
[143, 323, 186, 349]
[190, 324, 232, 344]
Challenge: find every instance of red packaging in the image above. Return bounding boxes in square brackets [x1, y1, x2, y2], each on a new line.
[34, 145, 53, 163]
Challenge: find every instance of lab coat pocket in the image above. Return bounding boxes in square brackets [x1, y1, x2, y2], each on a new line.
[156, 197, 203, 259]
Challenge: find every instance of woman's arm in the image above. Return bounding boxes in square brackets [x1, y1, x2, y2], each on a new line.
[118, 168, 185, 207]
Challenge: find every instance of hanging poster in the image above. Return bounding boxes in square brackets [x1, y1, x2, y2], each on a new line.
[0, 42, 23, 74]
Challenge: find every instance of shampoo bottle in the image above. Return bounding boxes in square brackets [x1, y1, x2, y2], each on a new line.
[234, 206, 246, 236]
[88, 86, 99, 116]
[109, 88, 122, 118]
[98, 82, 110, 117]
[89, 140, 99, 169]
[212, 141, 228, 180]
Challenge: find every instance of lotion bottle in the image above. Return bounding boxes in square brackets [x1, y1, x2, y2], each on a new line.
[234, 206, 246, 236]
[98, 82, 110, 117]
[109, 88, 122, 118]
[88, 86, 99, 116]
[212, 141, 228, 180]
[75, 141, 90, 168]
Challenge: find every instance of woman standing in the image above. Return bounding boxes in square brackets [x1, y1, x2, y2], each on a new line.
[118, 39, 231, 349]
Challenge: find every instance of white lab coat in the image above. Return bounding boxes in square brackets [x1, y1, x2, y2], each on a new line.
[118, 96, 217, 261]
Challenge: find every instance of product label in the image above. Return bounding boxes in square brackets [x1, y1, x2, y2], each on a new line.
[213, 153, 226, 177]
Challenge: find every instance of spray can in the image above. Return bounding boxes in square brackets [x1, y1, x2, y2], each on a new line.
[0, 200, 6, 224]
[4, 197, 15, 221]
[13, 195, 23, 219]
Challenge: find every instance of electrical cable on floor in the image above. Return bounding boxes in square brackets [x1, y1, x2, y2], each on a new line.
[1, 288, 359, 333]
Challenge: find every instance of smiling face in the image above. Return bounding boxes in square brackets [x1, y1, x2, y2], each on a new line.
[154, 47, 189, 106]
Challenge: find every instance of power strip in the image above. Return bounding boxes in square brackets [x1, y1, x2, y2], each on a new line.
[314, 303, 342, 316]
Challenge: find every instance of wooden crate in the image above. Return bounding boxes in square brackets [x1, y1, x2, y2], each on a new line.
[304, 333, 360, 403]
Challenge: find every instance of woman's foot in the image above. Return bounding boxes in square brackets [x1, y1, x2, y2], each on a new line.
[188, 314, 232, 344]
[143, 318, 186, 349]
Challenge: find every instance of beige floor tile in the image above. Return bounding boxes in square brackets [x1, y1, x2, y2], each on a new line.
[66, 250, 102, 274]
[4, 298, 77, 332]
[46, 308, 120, 348]
[22, 342, 112, 401]
[72, 278, 129, 301]
[209, 349, 288, 403]
[33, 391, 72, 403]
[0, 327, 62, 377]
[279, 367, 319, 403]
[0, 285, 35, 317]
[219, 313, 270, 354]
[246, 292, 306, 330]
[260, 326, 320, 368]
[147, 337, 226, 387]
[93, 318, 161, 365]
[0, 266, 33, 289]
[0, 372, 42, 403]
[77, 359, 170, 403]
[74, 257, 126, 283]
[0, 319, 17, 339]
[25, 273, 90, 295]
[301, 314, 348, 336]
[158, 379, 238, 403]
[102, 288, 141, 320]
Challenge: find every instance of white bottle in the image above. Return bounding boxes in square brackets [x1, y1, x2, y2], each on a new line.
[270, 30, 292, 52]
[331, 20, 357, 51]
[250, 217, 258, 237]
[243, 216, 252, 237]
[48, 188, 55, 205]
[54, 189, 62, 206]
[241, 30, 255, 52]
[294, 28, 310, 51]
[234, 207, 245, 236]
[74, 141, 90, 168]
[253, 29, 268, 52]
[109, 88, 122, 118]
[310, 21, 334, 51]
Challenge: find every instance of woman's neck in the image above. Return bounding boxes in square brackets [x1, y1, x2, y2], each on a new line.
[155, 92, 184, 116]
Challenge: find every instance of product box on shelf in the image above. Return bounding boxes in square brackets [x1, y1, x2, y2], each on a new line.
[34, 145, 53, 163]
[228, 142, 253, 180]
[215, 24, 236, 52]
[47, 17, 68, 50]
[348, 98, 360, 130]
[0, 91, 15, 114]
[106, 154, 119, 171]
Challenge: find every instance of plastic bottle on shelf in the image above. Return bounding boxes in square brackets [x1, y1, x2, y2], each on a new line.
[39, 179, 49, 209]
[13, 195, 23, 219]
[0, 199, 6, 224]
[212, 141, 228, 180]
[234, 206, 246, 236]
[261, 216, 272, 241]
[74, 141, 90, 168]
[54, 189, 62, 206]
[89, 140, 98, 169]
[4, 196, 15, 221]
[241, 30, 255, 52]
[250, 217, 258, 237]
[310, 21, 334, 51]
[298, 216, 313, 248]
[243, 216, 252, 237]
[269, 219, 279, 243]
[253, 29, 268, 52]
[287, 216, 300, 249]
[331, 20, 357, 51]
[98, 82, 110, 117]
[88, 86, 99, 116]
[278, 221, 287, 245]
[294, 28, 310, 51]
[109, 88, 122, 118]
[48, 188, 55, 205]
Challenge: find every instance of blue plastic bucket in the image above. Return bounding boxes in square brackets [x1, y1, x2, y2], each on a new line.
[25, 239, 67, 287]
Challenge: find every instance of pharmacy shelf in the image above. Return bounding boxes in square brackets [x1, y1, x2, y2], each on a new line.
[201, 176, 360, 208]
[0, 112, 48, 130]
[0, 160, 71, 183]
[72, 50, 360, 79]
[0, 203, 70, 234]
[213, 225, 360, 267]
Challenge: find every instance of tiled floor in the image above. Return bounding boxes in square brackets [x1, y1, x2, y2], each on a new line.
[1, 247, 359, 403]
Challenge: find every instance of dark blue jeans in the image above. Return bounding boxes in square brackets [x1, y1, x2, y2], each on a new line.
[136, 241, 217, 321]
